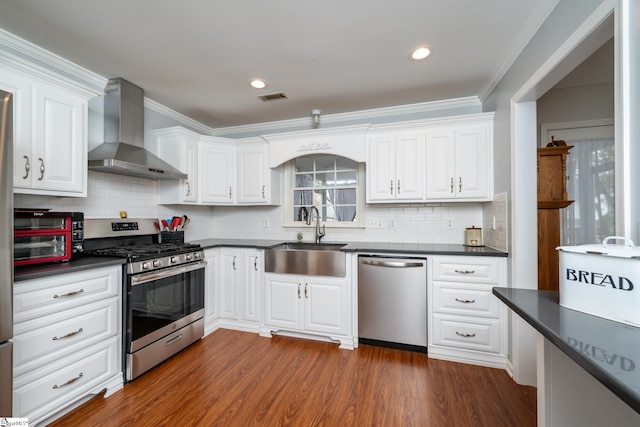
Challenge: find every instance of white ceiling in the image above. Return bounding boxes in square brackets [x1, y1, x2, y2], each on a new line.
[0, 0, 557, 129]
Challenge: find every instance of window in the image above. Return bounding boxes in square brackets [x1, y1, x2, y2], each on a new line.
[285, 155, 364, 227]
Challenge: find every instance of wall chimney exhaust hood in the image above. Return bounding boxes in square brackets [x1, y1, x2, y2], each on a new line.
[88, 78, 188, 180]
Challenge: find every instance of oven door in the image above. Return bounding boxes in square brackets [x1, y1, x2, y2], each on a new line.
[127, 260, 206, 353]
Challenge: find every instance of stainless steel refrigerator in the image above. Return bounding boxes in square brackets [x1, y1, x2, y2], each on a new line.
[0, 89, 14, 416]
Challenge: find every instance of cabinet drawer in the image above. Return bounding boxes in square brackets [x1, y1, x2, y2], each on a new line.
[14, 266, 120, 323]
[13, 337, 119, 422]
[431, 257, 500, 284]
[13, 298, 119, 376]
[432, 282, 500, 318]
[431, 314, 501, 353]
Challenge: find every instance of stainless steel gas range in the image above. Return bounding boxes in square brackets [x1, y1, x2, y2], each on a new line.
[84, 218, 205, 382]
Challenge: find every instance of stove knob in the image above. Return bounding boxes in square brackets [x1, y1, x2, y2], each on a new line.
[194, 252, 201, 259]
[142, 262, 151, 270]
[170, 256, 178, 264]
[153, 260, 162, 268]
[185, 254, 193, 261]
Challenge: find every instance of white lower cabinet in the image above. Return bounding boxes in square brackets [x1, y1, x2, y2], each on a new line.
[219, 248, 263, 330]
[428, 256, 507, 368]
[12, 265, 123, 425]
[203, 248, 220, 335]
[261, 273, 352, 349]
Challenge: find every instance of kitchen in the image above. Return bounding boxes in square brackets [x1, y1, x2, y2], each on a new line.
[1, 0, 639, 426]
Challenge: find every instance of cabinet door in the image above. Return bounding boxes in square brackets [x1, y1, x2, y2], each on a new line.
[241, 250, 262, 323]
[366, 135, 396, 201]
[182, 140, 198, 202]
[264, 274, 303, 330]
[456, 126, 489, 199]
[31, 83, 86, 194]
[425, 130, 456, 199]
[394, 133, 424, 200]
[219, 250, 240, 319]
[203, 249, 219, 326]
[199, 143, 235, 204]
[304, 277, 348, 335]
[237, 144, 268, 204]
[0, 69, 33, 189]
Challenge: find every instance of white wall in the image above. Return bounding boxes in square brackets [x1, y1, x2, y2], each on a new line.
[483, 0, 616, 386]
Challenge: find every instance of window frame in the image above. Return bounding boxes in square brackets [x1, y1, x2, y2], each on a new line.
[283, 155, 366, 229]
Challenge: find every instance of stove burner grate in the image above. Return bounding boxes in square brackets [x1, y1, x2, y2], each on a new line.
[86, 243, 201, 259]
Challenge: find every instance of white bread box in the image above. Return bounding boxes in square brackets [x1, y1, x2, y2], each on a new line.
[557, 236, 640, 327]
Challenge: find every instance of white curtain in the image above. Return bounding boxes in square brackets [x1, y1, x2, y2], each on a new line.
[562, 138, 615, 245]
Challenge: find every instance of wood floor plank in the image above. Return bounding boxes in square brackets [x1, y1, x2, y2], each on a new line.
[49, 329, 536, 426]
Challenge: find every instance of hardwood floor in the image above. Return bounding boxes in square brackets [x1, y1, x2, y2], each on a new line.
[50, 329, 536, 426]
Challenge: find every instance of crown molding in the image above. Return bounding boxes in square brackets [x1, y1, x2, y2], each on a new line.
[144, 98, 212, 135]
[478, 0, 560, 102]
[210, 96, 481, 137]
[0, 28, 107, 95]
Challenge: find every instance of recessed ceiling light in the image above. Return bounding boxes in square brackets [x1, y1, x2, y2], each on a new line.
[409, 45, 432, 61]
[249, 78, 267, 89]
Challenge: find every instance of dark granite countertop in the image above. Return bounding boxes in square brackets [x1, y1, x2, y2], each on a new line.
[14, 257, 126, 282]
[192, 238, 507, 257]
[342, 242, 507, 256]
[492, 287, 640, 415]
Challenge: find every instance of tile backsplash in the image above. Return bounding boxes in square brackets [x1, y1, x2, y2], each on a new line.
[15, 171, 508, 249]
[210, 203, 485, 245]
[482, 192, 508, 252]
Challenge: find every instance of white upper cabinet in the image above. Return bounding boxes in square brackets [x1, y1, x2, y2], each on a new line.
[152, 129, 282, 206]
[199, 137, 236, 204]
[366, 132, 424, 202]
[425, 115, 493, 201]
[151, 127, 200, 204]
[1, 66, 89, 197]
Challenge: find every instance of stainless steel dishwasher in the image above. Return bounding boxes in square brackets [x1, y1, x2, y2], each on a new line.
[358, 255, 427, 353]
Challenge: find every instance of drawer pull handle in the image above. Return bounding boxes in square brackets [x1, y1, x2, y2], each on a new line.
[53, 288, 84, 299]
[52, 327, 83, 341]
[166, 334, 183, 346]
[455, 332, 476, 338]
[455, 298, 476, 304]
[53, 372, 83, 389]
[454, 269, 475, 275]
[305, 283, 309, 299]
[298, 284, 301, 299]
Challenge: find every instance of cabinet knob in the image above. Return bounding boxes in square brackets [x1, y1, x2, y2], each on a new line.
[22, 155, 30, 179]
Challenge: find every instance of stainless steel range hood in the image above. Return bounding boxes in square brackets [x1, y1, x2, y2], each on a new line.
[88, 78, 188, 180]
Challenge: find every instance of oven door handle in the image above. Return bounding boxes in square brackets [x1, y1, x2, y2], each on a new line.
[131, 261, 207, 287]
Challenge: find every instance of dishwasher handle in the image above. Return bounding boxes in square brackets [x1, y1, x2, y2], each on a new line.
[359, 259, 424, 268]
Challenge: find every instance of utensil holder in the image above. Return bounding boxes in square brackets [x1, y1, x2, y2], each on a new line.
[159, 231, 184, 244]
